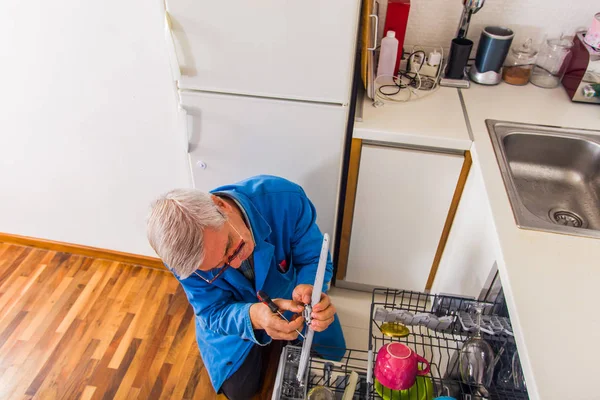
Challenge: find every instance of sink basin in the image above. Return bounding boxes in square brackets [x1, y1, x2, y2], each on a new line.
[486, 120, 600, 239]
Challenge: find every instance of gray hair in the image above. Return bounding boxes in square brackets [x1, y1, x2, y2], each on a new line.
[147, 189, 226, 279]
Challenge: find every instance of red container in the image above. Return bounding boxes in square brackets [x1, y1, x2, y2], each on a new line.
[383, 0, 411, 73]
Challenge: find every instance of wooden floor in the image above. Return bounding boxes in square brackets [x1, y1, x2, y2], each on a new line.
[0, 243, 278, 400]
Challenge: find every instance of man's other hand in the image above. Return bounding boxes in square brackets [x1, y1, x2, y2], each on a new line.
[292, 284, 336, 332]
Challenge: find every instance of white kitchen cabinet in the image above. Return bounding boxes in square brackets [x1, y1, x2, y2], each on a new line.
[431, 156, 502, 298]
[345, 144, 464, 291]
[180, 90, 348, 238]
[166, 0, 360, 104]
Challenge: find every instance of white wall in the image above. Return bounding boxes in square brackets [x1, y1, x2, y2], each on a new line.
[380, 0, 598, 54]
[0, 0, 191, 256]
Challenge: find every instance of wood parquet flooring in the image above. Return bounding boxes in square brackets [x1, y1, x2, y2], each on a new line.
[0, 243, 280, 400]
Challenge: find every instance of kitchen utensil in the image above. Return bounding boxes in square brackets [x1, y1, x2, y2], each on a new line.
[502, 38, 537, 85]
[375, 343, 431, 390]
[307, 386, 335, 400]
[380, 322, 411, 338]
[469, 26, 514, 85]
[530, 36, 573, 88]
[584, 12, 600, 49]
[375, 376, 434, 400]
[445, 38, 473, 79]
[456, 0, 485, 39]
[342, 371, 359, 400]
[562, 32, 600, 103]
[458, 303, 496, 393]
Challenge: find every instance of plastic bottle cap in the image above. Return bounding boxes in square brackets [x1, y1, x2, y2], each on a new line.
[386, 31, 396, 38]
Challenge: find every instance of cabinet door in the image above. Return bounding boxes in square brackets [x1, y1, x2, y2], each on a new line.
[166, 0, 360, 104]
[181, 91, 347, 238]
[345, 144, 463, 291]
[431, 160, 501, 297]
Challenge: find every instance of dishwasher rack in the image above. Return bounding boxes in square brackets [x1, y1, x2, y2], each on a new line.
[369, 289, 529, 400]
[272, 289, 529, 399]
[272, 345, 374, 399]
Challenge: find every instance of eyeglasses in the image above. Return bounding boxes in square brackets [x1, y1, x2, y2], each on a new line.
[194, 220, 245, 284]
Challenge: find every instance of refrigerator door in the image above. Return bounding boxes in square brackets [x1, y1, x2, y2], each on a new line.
[180, 90, 348, 237]
[165, 0, 361, 104]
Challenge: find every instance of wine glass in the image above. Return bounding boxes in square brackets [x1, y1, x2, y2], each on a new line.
[512, 351, 527, 390]
[459, 303, 495, 396]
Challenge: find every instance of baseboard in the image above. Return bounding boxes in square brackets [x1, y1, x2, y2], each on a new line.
[0, 232, 166, 270]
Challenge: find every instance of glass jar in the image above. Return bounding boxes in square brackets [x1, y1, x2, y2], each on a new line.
[530, 37, 573, 88]
[502, 39, 537, 85]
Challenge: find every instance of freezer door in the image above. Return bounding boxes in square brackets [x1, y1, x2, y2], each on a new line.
[181, 91, 348, 237]
[165, 0, 360, 104]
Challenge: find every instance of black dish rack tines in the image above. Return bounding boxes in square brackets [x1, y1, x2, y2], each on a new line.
[277, 345, 377, 399]
[369, 288, 529, 400]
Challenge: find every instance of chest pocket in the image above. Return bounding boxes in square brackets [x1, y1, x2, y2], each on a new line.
[264, 252, 296, 300]
[277, 252, 296, 282]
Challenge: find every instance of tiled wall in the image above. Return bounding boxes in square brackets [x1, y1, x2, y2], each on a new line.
[379, 0, 598, 54]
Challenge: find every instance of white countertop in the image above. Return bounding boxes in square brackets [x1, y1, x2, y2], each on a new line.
[354, 81, 600, 399]
[353, 87, 472, 150]
[462, 83, 600, 400]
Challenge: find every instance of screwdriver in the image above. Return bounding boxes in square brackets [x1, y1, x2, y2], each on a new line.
[256, 290, 305, 339]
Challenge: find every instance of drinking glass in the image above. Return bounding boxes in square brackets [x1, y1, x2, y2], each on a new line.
[530, 36, 573, 88]
[459, 303, 496, 395]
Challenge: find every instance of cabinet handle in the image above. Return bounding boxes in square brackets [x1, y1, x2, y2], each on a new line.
[367, 14, 379, 51]
[164, 12, 181, 81]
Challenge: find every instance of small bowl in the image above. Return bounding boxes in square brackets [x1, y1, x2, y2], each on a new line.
[380, 322, 411, 338]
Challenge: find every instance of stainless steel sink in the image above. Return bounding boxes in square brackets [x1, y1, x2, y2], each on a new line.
[486, 120, 600, 239]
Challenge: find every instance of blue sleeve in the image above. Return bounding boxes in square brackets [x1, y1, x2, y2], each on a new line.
[290, 192, 333, 293]
[180, 278, 272, 346]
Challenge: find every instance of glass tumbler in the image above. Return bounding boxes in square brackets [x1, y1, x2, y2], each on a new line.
[530, 37, 573, 88]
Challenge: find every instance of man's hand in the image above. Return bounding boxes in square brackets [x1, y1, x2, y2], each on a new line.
[249, 299, 305, 340]
[292, 284, 336, 332]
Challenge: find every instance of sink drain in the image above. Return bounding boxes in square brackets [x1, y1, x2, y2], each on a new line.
[549, 209, 585, 228]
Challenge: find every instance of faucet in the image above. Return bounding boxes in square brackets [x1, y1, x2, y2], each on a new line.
[456, 0, 486, 39]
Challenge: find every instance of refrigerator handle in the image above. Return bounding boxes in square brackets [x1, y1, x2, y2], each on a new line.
[164, 12, 182, 81]
[180, 106, 196, 153]
[367, 14, 378, 51]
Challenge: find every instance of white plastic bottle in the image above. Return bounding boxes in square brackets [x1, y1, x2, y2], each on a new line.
[377, 31, 399, 80]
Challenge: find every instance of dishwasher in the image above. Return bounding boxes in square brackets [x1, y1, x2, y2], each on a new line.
[272, 287, 528, 400]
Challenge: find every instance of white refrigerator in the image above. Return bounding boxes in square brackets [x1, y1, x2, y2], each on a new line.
[162, 0, 361, 239]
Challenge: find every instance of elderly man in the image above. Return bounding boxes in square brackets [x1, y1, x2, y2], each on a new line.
[146, 175, 345, 399]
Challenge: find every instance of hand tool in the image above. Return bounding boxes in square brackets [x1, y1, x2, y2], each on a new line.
[257, 290, 305, 339]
